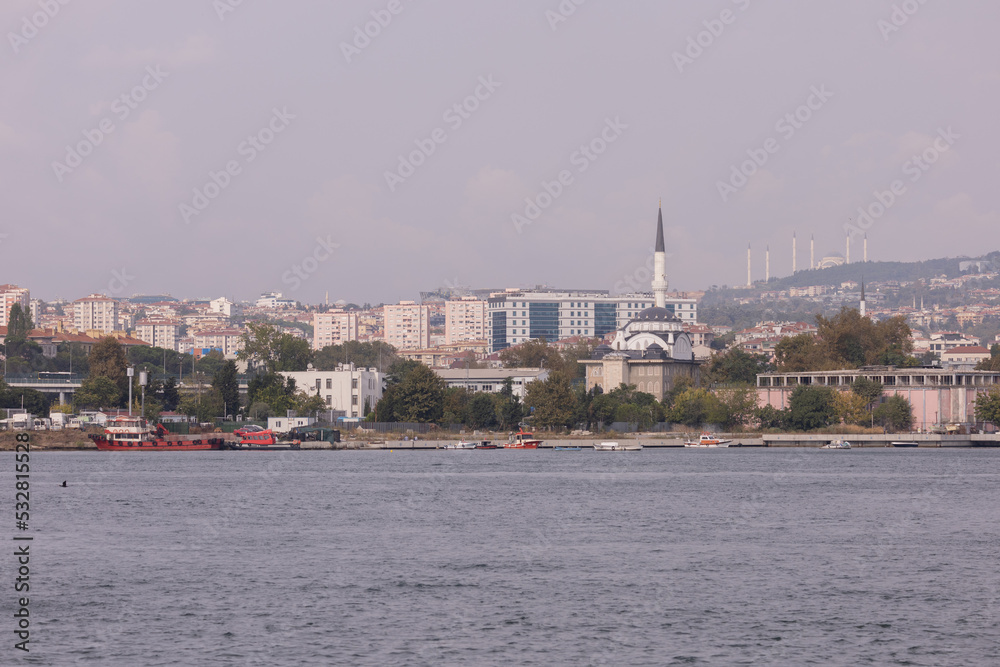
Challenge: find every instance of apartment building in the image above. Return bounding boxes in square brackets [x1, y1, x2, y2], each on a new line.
[0, 284, 30, 327]
[134, 319, 183, 351]
[192, 328, 244, 356]
[383, 301, 429, 350]
[312, 310, 359, 350]
[444, 297, 487, 344]
[73, 294, 120, 334]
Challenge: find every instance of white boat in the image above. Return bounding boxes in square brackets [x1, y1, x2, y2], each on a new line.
[593, 441, 642, 451]
[444, 440, 477, 449]
[821, 440, 851, 449]
[684, 433, 732, 448]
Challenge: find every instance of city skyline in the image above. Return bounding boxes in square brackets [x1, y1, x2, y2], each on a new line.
[2, 1, 997, 305]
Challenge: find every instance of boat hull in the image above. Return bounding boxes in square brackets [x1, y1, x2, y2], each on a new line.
[503, 443, 539, 449]
[91, 435, 224, 451]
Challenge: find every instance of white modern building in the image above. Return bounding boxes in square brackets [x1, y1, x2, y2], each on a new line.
[312, 310, 359, 350]
[73, 294, 120, 334]
[281, 364, 385, 419]
[256, 292, 296, 309]
[444, 297, 487, 344]
[210, 297, 244, 319]
[487, 289, 697, 353]
[433, 368, 548, 399]
[383, 301, 430, 350]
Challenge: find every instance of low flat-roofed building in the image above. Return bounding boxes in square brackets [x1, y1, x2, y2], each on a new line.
[757, 366, 1000, 431]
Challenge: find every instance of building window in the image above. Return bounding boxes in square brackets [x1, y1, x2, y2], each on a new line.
[326, 395, 332, 405]
[351, 378, 358, 389]
[351, 395, 358, 405]
[326, 378, 332, 389]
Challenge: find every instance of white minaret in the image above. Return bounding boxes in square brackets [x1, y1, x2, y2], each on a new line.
[792, 232, 797, 274]
[864, 233, 868, 263]
[747, 243, 752, 287]
[766, 245, 770, 282]
[846, 233, 851, 264]
[860, 278, 867, 317]
[652, 203, 668, 308]
[810, 234, 815, 270]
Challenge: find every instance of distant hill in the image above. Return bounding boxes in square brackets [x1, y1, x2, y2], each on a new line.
[763, 251, 999, 289]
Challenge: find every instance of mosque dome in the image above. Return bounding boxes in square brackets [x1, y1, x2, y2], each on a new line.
[592, 343, 613, 359]
[634, 306, 679, 322]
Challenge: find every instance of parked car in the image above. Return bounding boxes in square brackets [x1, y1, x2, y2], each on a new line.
[233, 424, 266, 437]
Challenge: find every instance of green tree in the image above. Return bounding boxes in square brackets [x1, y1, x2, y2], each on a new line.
[441, 386, 471, 425]
[466, 393, 498, 430]
[88, 337, 129, 402]
[195, 350, 228, 377]
[523, 373, 577, 429]
[495, 378, 523, 430]
[755, 404, 790, 430]
[143, 398, 162, 423]
[706, 348, 772, 385]
[315, 340, 399, 371]
[246, 372, 297, 416]
[293, 391, 328, 417]
[974, 388, 1000, 425]
[2, 303, 33, 358]
[159, 376, 180, 411]
[380, 364, 445, 423]
[787, 385, 836, 431]
[774, 334, 831, 372]
[669, 387, 720, 427]
[833, 391, 870, 426]
[873, 395, 914, 432]
[711, 385, 760, 430]
[74, 376, 121, 410]
[275, 336, 312, 372]
[850, 376, 884, 410]
[179, 388, 225, 423]
[211, 360, 241, 418]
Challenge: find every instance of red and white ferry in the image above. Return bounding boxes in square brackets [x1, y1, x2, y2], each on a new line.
[504, 430, 542, 449]
[88, 417, 227, 451]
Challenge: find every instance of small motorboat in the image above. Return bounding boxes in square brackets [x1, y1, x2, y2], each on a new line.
[444, 440, 477, 449]
[593, 441, 642, 451]
[504, 430, 542, 449]
[821, 440, 852, 449]
[890, 441, 919, 448]
[474, 441, 499, 449]
[684, 433, 732, 448]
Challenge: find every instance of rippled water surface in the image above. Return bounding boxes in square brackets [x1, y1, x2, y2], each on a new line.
[15, 448, 1000, 665]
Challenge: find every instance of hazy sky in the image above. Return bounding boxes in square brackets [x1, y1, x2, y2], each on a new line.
[3, 1, 998, 305]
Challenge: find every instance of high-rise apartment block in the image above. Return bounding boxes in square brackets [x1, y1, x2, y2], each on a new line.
[383, 301, 430, 350]
[313, 310, 359, 350]
[0, 284, 30, 327]
[444, 297, 486, 344]
[73, 294, 120, 334]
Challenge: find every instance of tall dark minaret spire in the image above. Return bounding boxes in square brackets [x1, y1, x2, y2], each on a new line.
[652, 201, 668, 308]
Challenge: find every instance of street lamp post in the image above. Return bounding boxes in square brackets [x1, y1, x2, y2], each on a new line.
[127, 366, 135, 416]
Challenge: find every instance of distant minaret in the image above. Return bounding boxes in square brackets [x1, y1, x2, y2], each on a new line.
[747, 243, 752, 287]
[810, 234, 815, 270]
[846, 233, 851, 264]
[792, 232, 797, 274]
[325, 290, 329, 306]
[913, 295, 916, 309]
[860, 278, 866, 317]
[766, 245, 770, 282]
[921, 295, 924, 310]
[652, 202, 668, 308]
[863, 233, 868, 263]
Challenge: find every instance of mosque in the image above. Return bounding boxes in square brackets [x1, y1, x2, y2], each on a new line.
[580, 205, 701, 400]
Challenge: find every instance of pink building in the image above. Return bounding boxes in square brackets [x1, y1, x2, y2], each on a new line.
[757, 367, 1000, 431]
[0, 284, 30, 327]
[383, 301, 429, 350]
[445, 298, 486, 344]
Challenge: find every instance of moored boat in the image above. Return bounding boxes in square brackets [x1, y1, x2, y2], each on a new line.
[504, 430, 542, 449]
[444, 440, 477, 449]
[88, 417, 227, 451]
[474, 441, 499, 449]
[593, 441, 642, 451]
[224, 429, 301, 451]
[821, 440, 852, 449]
[684, 433, 732, 448]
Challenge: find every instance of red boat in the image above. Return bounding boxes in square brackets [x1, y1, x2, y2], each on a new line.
[504, 430, 542, 449]
[88, 417, 227, 451]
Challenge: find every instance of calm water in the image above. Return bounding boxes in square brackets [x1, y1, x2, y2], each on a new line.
[12, 448, 1000, 666]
